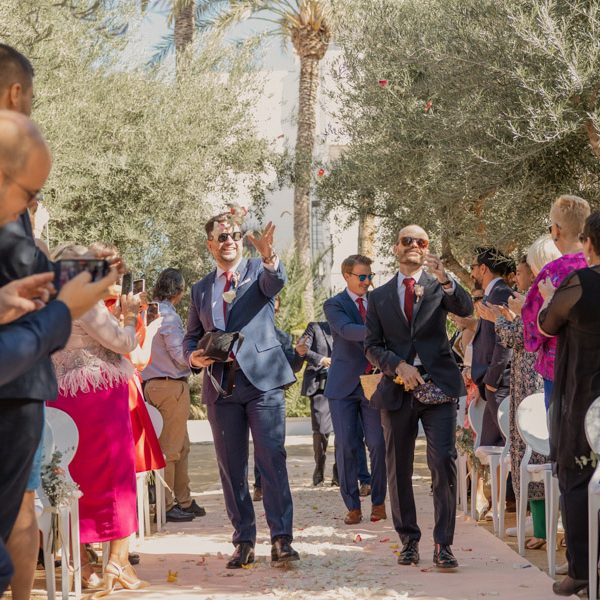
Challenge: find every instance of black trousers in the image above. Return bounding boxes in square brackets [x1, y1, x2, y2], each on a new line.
[558, 463, 596, 580]
[381, 399, 457, 545]
[0, 400, 44, 542]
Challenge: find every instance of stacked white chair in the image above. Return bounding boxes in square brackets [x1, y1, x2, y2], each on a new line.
[472, 397, 510, 535]
[497, 398, 512, 538]
[585, 396, 600, 600]
[39, 407, 82, 600]
[456, 395, 469, 513]
[516, 392, 560, 576]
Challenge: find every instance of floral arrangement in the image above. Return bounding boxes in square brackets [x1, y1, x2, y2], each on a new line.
[455, 425, 482, 471]
[414, 284, 424, 302]
[575, 451, 599, 469]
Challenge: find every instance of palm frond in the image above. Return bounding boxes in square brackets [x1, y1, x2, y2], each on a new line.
[146, 30, 176, 67]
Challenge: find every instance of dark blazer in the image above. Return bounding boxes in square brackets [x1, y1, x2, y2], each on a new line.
[323, 291, 369, 400]
[183, 258, 296, 404]
[471, 279, 513, 389]
[296, 321, 332, 397]
[365, 272, 473, 411]
[0, 218, 61, 402]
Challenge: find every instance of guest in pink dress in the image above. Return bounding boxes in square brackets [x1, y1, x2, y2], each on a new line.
[50, 244, 146, 594]
[521, 195, 590, 408]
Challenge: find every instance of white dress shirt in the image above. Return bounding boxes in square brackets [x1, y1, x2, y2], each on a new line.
[346, 287, 367, 312]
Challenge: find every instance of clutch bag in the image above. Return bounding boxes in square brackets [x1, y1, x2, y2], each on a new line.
[196, 331, 243, 363]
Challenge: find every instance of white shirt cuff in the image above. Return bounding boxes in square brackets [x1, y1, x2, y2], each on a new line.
[263, 257, 280, 272]
[442, 279, 456, 294]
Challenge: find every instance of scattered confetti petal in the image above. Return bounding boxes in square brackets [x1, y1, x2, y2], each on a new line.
[166, 570, 178, 583]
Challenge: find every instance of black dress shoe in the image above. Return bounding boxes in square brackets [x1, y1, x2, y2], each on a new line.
[552, 576, 587, 596]
[312, 466, 324, 486]
[226, 542, 255, 569]
[271, 536, 300, 565]
[128, 552, 140, 566]
[180, 499, 206, 517]
[397, 540, 419, 565]
[165, 505, 195, 522]
[433, 544, 458, 569]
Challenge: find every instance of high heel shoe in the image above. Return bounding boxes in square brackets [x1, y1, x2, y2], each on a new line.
[92, 561, 149, 598]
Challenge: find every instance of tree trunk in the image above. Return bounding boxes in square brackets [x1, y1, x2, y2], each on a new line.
[358, 211, 376, 258]
[293, 55, 320, 320]
[441, 231, 472, 288]
[174, 1, 194, 73]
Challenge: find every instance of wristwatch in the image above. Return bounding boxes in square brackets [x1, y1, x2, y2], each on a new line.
[440, 279, 453, 288]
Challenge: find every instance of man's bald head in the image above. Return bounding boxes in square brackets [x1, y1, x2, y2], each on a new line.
[394, 224, 430, 268]
[0, 111, 51, 227]
[0, 44, 34, 116]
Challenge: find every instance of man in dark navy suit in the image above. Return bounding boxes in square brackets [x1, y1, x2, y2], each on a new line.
[324, 255, 387, 525]
[183, 213, 298, 569]
[365, 225, 472, 570]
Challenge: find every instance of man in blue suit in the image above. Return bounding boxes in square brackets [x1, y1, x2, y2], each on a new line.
[324, 254, 387, 525]
[183, 213, 298, 569]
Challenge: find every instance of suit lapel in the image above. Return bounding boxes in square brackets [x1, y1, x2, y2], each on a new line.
[411, 271, 436, 329]
[225, 259, 250, 324]
[340, 290, 363, 324]
[386, 275, 410, 330]
[203, 272, 217, 330]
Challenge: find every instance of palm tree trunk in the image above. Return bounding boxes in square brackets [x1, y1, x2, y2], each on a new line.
[358, 211, 376, 258]
[294, 55, 320, 320]
[174, 1, 194, 73]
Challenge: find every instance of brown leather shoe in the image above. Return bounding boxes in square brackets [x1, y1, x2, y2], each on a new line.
[344, 509, 362, 525]
[370, 504, 387, 522]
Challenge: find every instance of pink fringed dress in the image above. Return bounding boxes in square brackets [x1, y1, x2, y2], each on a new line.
[51, 302, 138, 543]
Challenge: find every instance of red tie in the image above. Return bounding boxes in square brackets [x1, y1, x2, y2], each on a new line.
[356, 297, 367, 323]
[404, 277, 415, 323]
[223, 271, 233, 321]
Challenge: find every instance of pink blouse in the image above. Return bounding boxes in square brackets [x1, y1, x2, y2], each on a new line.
[521, 252, 587, 381]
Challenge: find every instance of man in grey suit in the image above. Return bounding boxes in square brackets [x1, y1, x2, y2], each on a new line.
[365, 225, 472, 570]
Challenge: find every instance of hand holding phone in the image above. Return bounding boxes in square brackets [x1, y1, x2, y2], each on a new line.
[146, 302, 160, 325]
[54, 259, 110, 292]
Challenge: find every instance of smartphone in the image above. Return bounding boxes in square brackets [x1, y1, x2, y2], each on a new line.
[146, 302, 160, 325]
[133, 278, 145, 295]
[121, 273, 133, 295]
[54, 259, 110, 291]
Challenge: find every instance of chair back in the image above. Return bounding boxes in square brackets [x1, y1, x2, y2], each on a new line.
[45, 407, 79, 467]
[497, 396, 511, 442]
[457, 395, 467, 428]
[585, 396, 600, 454]
[468, 398, 486, 450]
[516, 393, 549, 457]
[146, 404, 164, 438]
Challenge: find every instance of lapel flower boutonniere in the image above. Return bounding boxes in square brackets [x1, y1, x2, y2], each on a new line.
[222, 271, 241, 304]
[414, 284, 425, 303]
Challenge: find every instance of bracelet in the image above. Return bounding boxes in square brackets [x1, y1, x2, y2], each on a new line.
[262, 253, 277, 265]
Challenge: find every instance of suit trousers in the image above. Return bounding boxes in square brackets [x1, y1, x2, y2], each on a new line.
[328, 391, 386, 511]
[145, 379, 191, 511]
[0, 399, 44, 541]
[480, 385, 509, 447]
[381, 398, 457, 545]
[558, 463, 596, 580]
[207, 370, 293, 545]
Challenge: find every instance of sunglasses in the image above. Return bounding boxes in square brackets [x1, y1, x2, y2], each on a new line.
[472, 295, 484, 302]
[350, 272, 374, 282]
[399, 236, 429, 249]
[213, 231, 243, 243]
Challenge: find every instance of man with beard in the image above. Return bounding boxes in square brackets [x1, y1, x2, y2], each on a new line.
[365, 225, 472, 570]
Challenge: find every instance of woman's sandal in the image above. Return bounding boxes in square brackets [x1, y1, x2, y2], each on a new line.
[525, 537, 547, 550]
[81, 562, 103, 590]
[92, 560, 149, 598]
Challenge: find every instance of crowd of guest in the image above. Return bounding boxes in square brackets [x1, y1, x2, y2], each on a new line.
[1, 38, 600, 600]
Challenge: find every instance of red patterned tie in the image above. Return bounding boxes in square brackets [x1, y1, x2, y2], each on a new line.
[356, 297, 367, 323]
[404, 277, 415, 323]
[223, 271, 233, 321]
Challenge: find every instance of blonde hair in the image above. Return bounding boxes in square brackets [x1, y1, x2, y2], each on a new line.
[526, 235, 561, 276]
[51, 243, 89, 261]
[550, 194, 591, 238]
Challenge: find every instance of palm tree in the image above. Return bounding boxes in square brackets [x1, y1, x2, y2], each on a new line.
[146, 1, 332, 319]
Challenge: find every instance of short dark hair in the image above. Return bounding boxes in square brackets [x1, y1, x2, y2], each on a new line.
[204, 212, 233, 238]
[583, 211, 600, 256]
[341, 254, 372, 275]
[153, 268, 185, 301]
[473, 246, 515, 276]
[0, 44, 34, 93]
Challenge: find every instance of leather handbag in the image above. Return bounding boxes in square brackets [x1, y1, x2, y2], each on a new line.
[196, 331, 243, 362]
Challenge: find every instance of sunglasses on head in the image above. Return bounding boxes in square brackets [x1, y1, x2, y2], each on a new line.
[399, 236, 429, 249]
[350, 272, 374, 282]
[214, 231, 243, 243]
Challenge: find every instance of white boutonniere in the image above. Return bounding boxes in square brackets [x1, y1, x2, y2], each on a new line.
[414, 284, 425, 302]
[222, 271, 241, 304]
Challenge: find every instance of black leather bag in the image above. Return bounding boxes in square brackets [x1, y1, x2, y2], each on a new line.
[196, 331, 244, 362]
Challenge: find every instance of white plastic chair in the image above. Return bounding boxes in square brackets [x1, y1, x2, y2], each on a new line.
[472, 397, 510, 534]
[467, 398, 488, 520]
[585, 396, 600, 600]
[455, 395, 469, 513]
[497, 398, 512, 537]
[516, 392, 560, 576]
[39, 407, 82, 600]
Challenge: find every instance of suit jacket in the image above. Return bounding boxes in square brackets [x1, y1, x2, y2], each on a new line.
[296, 321, 332, 397]
[0, 218, 61, 402]
[323, 291, 369, 400]
[471, 279, 513, 389]
[183, 258, 295, 404]
[365, 272, 473, 411]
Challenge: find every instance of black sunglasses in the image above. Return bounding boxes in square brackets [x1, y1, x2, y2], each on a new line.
[350, 272, 374, 282]
[214, 231, 243, 243]
[399, 236, 429, 249]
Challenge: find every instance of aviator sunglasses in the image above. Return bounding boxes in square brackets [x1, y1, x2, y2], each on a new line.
[350, 273, 375, 282]
[399, 236, 429, 249]
[214, 231, 243, 243]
